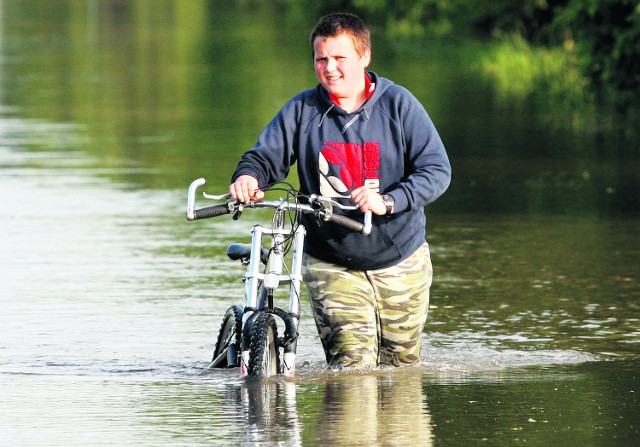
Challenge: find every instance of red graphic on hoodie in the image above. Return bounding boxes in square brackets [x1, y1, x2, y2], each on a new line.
[319, 142, 380, 196]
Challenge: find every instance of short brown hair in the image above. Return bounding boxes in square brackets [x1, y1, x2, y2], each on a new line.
[310, 13, 371, 58]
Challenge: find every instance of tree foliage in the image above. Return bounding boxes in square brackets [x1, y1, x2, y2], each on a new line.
[555, 0, 640, 111]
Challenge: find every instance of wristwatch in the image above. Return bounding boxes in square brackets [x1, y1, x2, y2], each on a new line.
[381, 194, 395, 215]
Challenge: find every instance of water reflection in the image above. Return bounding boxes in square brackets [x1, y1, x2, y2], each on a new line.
[238, 368, 433, 446]
[310, 369, 433, 446]
[241, 380, 303, 446]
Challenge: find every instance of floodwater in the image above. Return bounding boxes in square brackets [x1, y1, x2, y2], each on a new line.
[1, 2, 638, 446]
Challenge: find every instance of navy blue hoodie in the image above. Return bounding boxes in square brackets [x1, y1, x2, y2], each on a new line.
[232, 71, 451, 270]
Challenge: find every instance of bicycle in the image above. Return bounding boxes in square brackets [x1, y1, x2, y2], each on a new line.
[186, 178, 371, 379]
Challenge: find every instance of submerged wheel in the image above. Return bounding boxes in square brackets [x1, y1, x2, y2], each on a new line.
[211, 305, 243, 368]
[247, 312, 280, 378]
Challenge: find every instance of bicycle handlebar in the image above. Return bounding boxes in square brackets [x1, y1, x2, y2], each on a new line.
[192, 204, 231, 220]
[329, 212, 367, 233]
[186, 178, 372, 235]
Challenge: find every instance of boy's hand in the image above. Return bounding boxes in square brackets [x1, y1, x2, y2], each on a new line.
[351, 186, 387, 216]
[229, 175, 264, 204]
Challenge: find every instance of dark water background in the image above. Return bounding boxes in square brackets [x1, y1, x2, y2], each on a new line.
[1, 1, 638, 445]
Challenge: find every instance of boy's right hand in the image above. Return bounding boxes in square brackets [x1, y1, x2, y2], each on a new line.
[229, 175, 264, 204]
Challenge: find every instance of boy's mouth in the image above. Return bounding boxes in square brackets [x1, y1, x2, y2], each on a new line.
[325, 75, 341, 85]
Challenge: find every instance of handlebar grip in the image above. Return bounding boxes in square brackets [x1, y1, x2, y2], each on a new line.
[329, 213, 365, 234]
[192, 204, 230, 220]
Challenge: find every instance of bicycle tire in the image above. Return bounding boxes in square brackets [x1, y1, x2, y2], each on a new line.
[211, 305, 243, 367]
[247, 312, 280, 378]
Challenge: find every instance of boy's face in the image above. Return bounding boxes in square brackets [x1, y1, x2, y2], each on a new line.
[313, 32, 371, 102]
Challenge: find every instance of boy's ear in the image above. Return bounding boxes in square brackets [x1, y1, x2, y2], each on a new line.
[361, 48, 371, 68]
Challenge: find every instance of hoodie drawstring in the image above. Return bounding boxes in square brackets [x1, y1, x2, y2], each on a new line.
[319, 106, 370, 134]
[318, 104, 335, 128]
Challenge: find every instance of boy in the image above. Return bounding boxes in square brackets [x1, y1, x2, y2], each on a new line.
[229, 13, 451, 368]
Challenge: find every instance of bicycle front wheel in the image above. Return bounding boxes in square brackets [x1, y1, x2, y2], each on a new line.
[247, 312, 280, 378]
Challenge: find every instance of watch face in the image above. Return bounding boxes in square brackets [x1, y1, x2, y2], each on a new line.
[382, 194, 394, 214]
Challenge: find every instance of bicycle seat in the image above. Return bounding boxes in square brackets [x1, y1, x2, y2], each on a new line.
[226, 243, 269, 264]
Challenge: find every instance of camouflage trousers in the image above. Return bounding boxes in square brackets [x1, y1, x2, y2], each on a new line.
[302, 243, 433, 368]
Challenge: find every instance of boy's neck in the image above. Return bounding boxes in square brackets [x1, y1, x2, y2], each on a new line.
[329, 73, 374, 112]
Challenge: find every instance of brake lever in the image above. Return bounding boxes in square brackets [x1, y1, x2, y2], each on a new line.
[203, 192, 231, 200]
[310, 195, 356, 211]
[310, 194, 372, 235]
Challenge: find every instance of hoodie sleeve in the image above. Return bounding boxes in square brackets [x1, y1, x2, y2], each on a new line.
[388, 87, 451, 213]
[231, 98, 300, 187]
